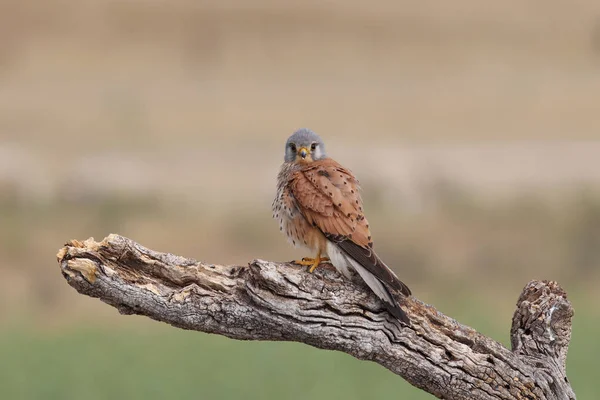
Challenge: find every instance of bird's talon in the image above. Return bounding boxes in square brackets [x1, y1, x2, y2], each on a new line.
[308, 263, 320, 273]
[292, 259, 315, 267]
[294, 257, 330, 273]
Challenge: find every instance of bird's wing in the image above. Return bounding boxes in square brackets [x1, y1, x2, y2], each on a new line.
[289, 158, 411, 297]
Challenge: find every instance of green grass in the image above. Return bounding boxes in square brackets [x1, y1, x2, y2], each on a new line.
[0, 323, 427, 400]
[0, 313, 597, 400]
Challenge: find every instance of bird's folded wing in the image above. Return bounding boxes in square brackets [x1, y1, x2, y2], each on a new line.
[289, 159, 410, 296]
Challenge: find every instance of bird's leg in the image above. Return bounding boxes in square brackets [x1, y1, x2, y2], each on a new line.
[293, 251, 330, 273]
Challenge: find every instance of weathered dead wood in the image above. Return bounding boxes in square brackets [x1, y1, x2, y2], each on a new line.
[57, 234, 576, 400]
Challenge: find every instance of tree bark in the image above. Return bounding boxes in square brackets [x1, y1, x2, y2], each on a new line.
[57, 234, 576, 400]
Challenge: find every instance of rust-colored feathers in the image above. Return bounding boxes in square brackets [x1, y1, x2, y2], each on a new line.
[290, 160, 367, 244]
[286, 159, 412, 323]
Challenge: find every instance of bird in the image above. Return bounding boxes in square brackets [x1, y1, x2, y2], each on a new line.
[272, 128, 412, 324]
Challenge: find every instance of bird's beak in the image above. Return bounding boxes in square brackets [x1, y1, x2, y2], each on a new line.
[299, 147, 309, 159]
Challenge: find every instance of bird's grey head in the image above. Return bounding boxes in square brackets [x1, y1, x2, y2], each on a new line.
[284, 128, 327, 163]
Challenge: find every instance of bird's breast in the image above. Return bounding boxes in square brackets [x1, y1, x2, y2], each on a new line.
[273, 186, 324, 253]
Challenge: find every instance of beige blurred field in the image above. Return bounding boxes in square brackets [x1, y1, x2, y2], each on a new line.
[1, 1, 600, 398]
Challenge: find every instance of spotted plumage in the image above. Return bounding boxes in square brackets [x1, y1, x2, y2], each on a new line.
[272, 128, 412, 324]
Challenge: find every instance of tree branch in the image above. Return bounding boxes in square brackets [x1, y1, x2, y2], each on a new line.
[57, 234, 576, 400]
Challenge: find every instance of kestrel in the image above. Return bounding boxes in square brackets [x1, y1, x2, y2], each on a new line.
[273, 129, 412, 324]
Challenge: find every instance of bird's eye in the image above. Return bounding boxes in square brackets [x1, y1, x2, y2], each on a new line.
[289, 143, 296, 152]
[310, 143, 317, 151]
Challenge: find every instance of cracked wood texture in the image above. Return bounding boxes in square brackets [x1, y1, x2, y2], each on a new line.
[57, 234, 576, 400]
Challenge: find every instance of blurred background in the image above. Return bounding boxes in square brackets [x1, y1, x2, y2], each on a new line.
[1, 0, 599, 398]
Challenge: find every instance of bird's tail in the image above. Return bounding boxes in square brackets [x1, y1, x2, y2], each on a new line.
[350, 260, 411, 325]
[326, 242, 410, 324]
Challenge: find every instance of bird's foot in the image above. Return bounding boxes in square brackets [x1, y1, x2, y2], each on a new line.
[293, 257, 331, 273]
